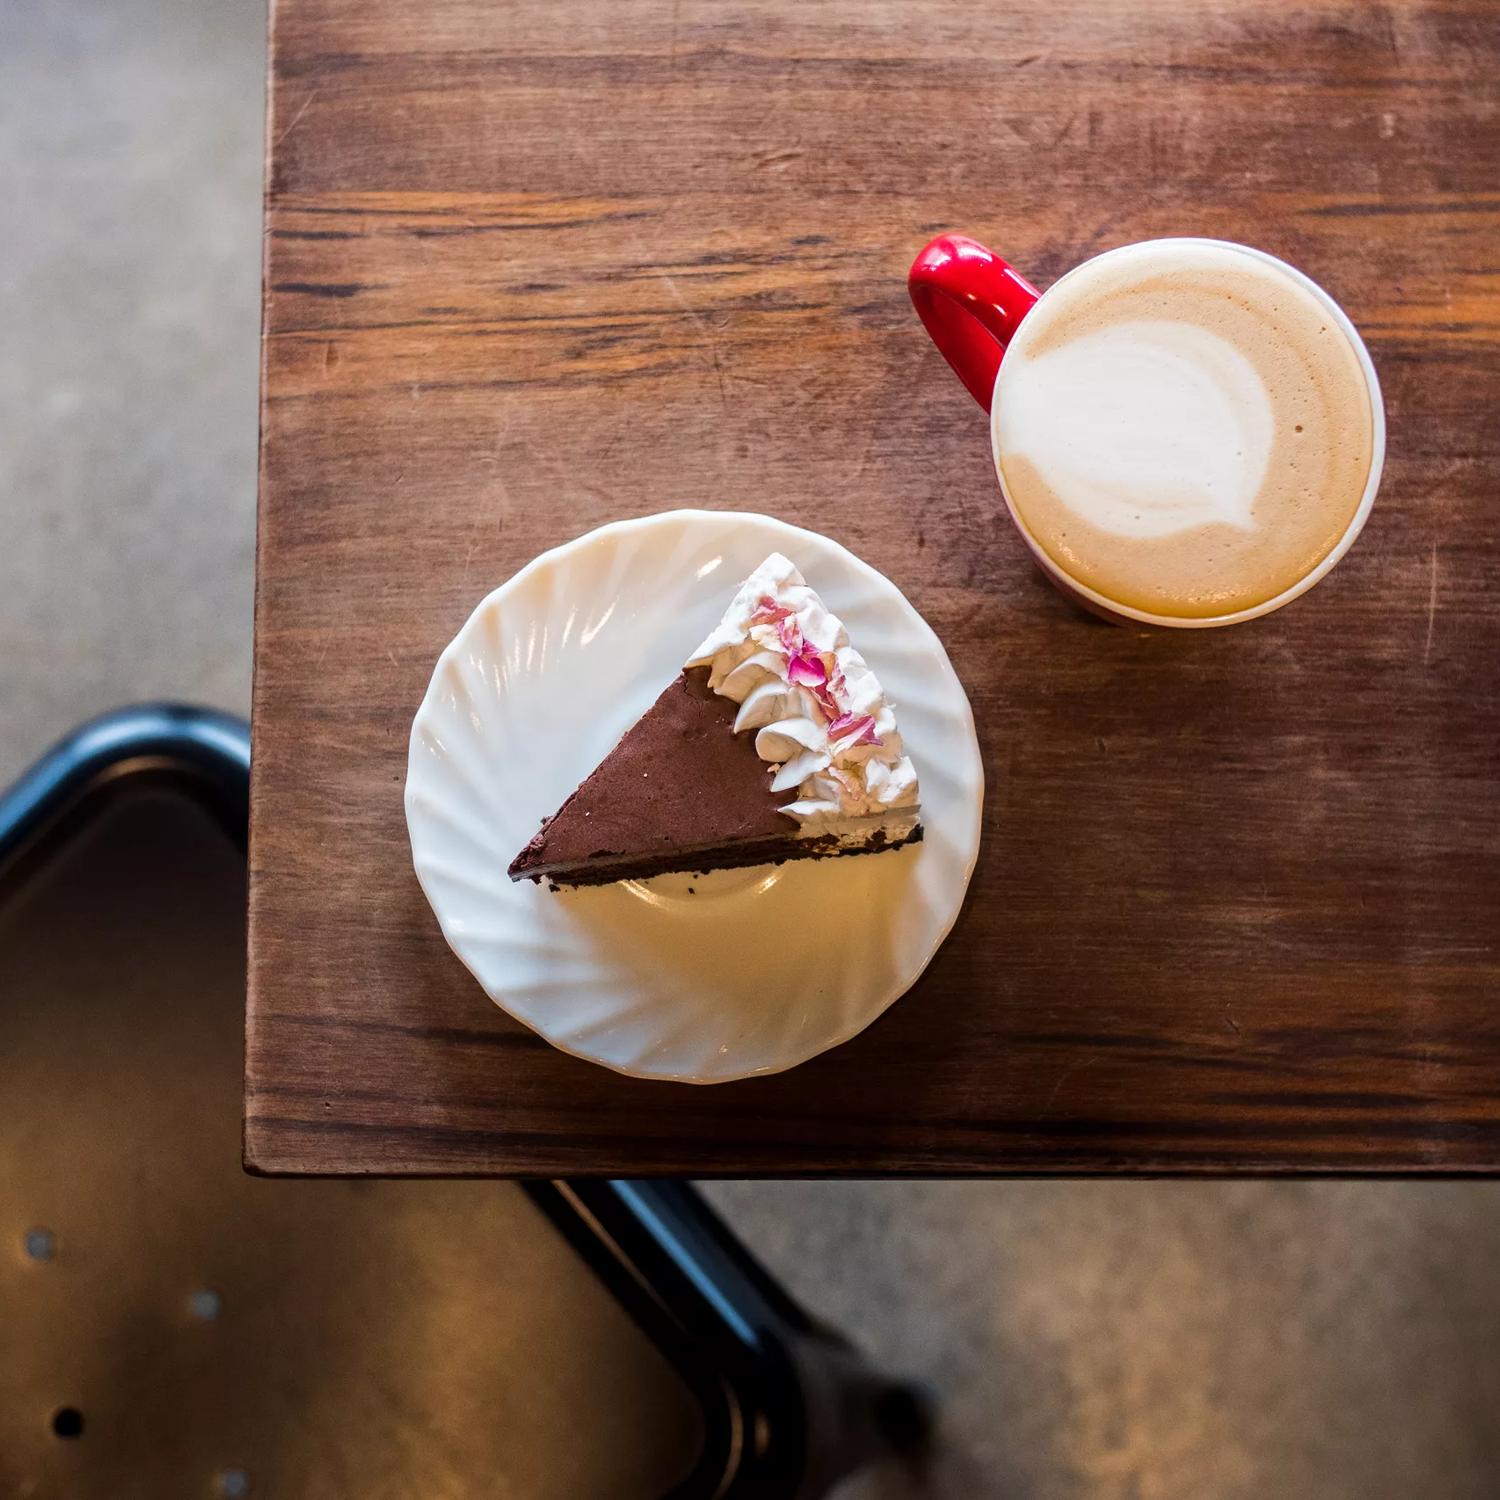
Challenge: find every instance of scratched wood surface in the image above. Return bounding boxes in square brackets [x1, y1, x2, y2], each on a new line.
[249, 0, 1500, 1175]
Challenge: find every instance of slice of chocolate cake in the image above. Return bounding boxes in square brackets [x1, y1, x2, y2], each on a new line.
[508, 553, 921, 888]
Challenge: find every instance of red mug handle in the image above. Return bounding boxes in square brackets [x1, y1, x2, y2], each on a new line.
[908, 234, 1041, 413]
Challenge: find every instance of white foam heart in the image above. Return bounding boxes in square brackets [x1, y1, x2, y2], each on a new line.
[997, 319, 1274, 538]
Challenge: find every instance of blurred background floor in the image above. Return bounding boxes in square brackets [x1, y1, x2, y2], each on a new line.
[0, 0, 259, 771]
[2, 1, 1498, 1497]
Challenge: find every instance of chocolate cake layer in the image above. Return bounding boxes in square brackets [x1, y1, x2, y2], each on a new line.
[508, 666, 794, 882]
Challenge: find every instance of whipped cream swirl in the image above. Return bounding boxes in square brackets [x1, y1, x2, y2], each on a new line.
[685, 553, 920, 834]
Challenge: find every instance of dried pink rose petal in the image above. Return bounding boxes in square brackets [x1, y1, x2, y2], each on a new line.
[830, 713, 881, 750]
[810, 685, 840, 721]
[803, 662, 848, 725]
[749, 595, 795, 626]
[787, 649, 827, 687]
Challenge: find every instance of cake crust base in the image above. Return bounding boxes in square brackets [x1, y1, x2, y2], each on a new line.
[524, 823, 924, 890]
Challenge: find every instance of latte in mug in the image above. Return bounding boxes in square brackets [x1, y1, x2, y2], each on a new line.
[990, 240, 1379, 620]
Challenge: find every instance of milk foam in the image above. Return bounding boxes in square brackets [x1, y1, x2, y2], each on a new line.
[999, 319, 1273, 538]
[992, 241, 1376, 619]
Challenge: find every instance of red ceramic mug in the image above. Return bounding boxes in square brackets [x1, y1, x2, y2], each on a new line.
[907, 233, 1385, 627]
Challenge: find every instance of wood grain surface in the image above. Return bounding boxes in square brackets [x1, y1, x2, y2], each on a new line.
[249, 0, 1500, 1175]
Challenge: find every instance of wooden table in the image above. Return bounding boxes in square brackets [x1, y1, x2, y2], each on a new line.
[249, 0, 1500, 1175]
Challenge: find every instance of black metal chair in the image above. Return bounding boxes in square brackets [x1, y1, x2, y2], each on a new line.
[0, 704, 928, 1499]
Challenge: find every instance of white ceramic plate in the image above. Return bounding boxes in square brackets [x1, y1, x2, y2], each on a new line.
[405, 510, 983, 1083]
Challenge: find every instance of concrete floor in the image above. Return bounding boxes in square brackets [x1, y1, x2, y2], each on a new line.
[2, 1, 1498, 1496]
[0, 0, 259, 776]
